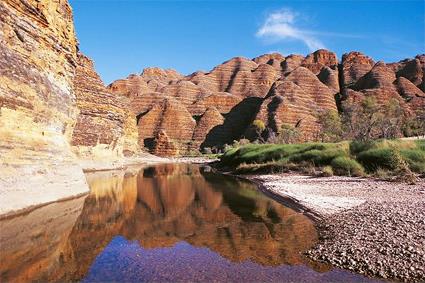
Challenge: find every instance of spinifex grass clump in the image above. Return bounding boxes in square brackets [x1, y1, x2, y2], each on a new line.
[331, 156, 364, 176]
[219, 139, 425, 179]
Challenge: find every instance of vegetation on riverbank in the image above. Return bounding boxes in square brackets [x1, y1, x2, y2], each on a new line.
[218, 139, 425, 181]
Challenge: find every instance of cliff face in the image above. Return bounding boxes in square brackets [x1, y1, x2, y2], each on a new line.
[0, 0, 140, 215]
[110, 50, 424, 156]
[0, 0, 89, 214]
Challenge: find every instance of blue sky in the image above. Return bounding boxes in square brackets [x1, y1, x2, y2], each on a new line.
[70, 0, 424, 84]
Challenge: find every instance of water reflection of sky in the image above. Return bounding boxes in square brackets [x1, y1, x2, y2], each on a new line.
[82, 236, 380, 283]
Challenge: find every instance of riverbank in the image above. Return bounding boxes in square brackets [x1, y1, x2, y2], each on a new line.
[0, 154, 220, 218]
[241, 173, 425, 282]
[0, 153, 171, 218]
[79, 152, 169, 172]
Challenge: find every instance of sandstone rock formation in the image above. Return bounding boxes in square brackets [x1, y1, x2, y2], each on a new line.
[341, 51, 375, 87]
[71, 53, 138, 159]
[253, 67, 338, 140]
[0, 0, 88, 214]
[302, 49, 338, 74]
[192, 107, 224, 150]
[342, 58, 425, 117]
[110, 49, 424, 156]
[153, 130, 179, 157]
[0, 0, 141, 215]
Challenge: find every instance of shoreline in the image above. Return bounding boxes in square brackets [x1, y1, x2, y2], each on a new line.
[0, 156, 216, 219]
[2, 159, 424, 282]
[0, 154, 169, 218]
[231, 172, 425, 283]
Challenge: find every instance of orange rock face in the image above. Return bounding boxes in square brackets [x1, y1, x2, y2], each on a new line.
[342, 56, 425, 118]
[153, 130, 179, 157]
[302, 49, 338, 74]
[137, 98, 196, 155]
[341, 51, 376, 88]
[254, 67, 338, 140]
[71, 53, 139, 158]
[109, 50, 424, 156]
[0, 0, 91, 213]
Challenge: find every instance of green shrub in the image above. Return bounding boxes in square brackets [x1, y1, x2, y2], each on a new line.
[219, 139, 424, 180]
[331, 157, 364, 176]
[289, 148, 347, 166]
[400, 149, 425, 174]
[356, 148, 402, 172]
[349, 140, 377, 155]
[322, 166, 334, 177]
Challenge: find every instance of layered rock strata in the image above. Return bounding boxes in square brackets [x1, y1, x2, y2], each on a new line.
[71, 53, 139, 159]
[110, 49, 424, 156]
[0, 0, 142, 215]
[0, 0, 88, 214]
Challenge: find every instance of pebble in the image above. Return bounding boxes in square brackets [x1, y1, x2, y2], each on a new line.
[306, 201, 425, 282]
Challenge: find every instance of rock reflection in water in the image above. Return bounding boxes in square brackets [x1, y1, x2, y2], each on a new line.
[0, 163, 380, 282]
[78, 164, 318, 268]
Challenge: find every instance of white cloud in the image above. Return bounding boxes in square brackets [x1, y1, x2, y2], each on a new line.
[256, 9, 326, 51]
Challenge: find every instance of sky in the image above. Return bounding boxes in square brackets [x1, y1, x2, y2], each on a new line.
[70, 0, 425, 84]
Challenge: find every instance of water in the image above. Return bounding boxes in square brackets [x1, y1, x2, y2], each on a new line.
[0, 163, 380, 282]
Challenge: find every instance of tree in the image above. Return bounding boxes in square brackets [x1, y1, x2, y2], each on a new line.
[316, 109, 343, 142]
[279, 123, 300, 144]
[251, 119, 266, 142]
[377, 98, 405, 139]
[342, 96, 408, 141]
[342, 96, 382, 141]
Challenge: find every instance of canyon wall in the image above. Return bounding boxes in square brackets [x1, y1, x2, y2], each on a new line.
[109, 50, 425, 156]
[0, 0, 89, 214]
[0, 0, 142, 215]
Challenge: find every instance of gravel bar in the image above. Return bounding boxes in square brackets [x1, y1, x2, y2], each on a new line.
[246, 174, 425, 282]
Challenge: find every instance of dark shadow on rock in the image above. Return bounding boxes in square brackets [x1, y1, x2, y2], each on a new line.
[201, 97, 263, 149]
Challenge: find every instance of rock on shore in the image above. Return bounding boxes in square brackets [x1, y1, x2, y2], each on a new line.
[251, 174, 425, 282]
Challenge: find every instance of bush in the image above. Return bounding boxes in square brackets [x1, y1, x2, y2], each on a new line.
[331, 156, 364, 176]
[356, 148, 402, 172]
[349, 140, 376, 155]
[219, 139, 423, 181]
[322, 166, 334, 177]
[400, 149, 425, 174]
[289, 148, 347, 166]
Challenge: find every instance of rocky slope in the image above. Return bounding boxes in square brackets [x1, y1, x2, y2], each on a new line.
[109, 50, 425, 156]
